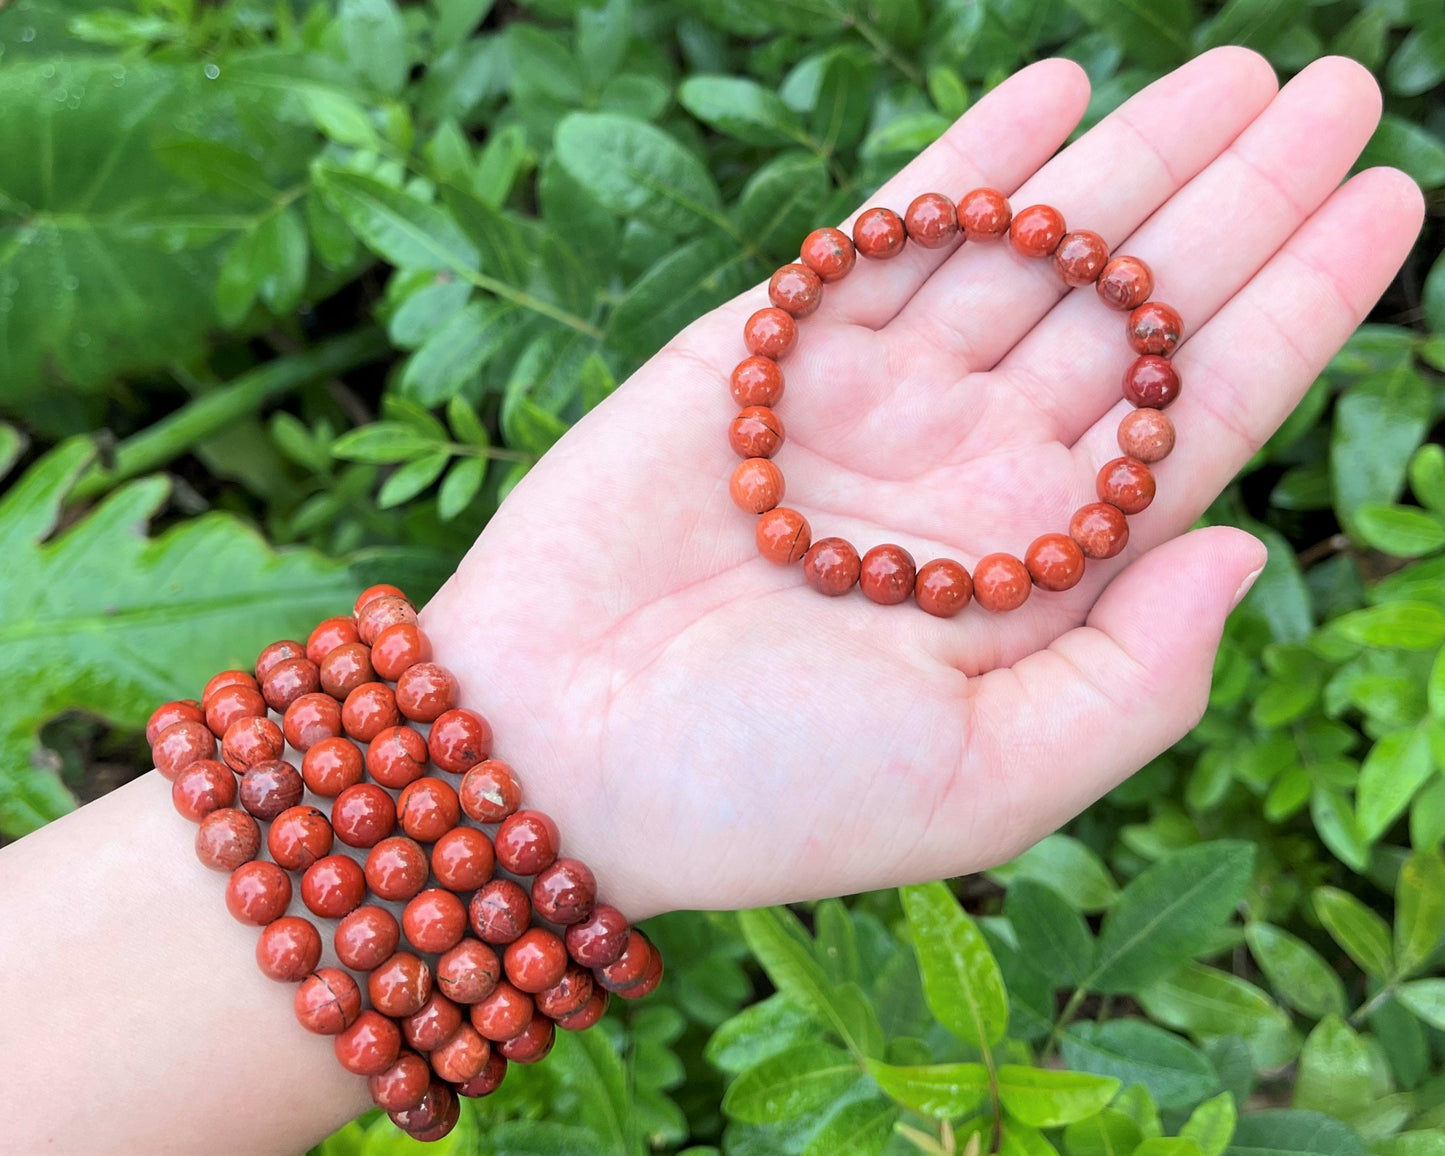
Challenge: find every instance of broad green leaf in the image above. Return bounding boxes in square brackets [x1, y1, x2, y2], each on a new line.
[1180, 1093, 1237, 1156]
[1313, 887, 1393, 979]
[1136, 963, 1298, 1069]
[334, 0, 407, 96]
[1311, 788, 1371, 874]
[378, 451, 449, 508]
[1090, 841, 1255, 993]
[705, 993, 820, 1074]
[1292, 1016, 1373, 1119]
[814, 898, 861, 986]
[678, 75, 806, 145]
[314, 167, 479, 275]
[434, 0, 495, 54]
[507, 22, 582, 105]
[436, 457, 484, 521]
[331, 422, 442, 464]
[801, 1098, 896, 1156]
[900, 882, 1009, 1049]
[1197, 0, 1306, 52]
[1135, 1142, 1203, 1156]
[1413, 446, 1445, 517]
[400, 301, 513, 406]
[1358, 115, 1445, 190]
[1334, 6, 1390, 69]
[720, 1042, 859, 1124]
[1225, 1109, 1368, 1156]
[1386, 21, 1445, 97]
[1061, 0, 1194, 67]
[1061, 1019, 1219, 1111]
[1371, 1134, 1445, 1156]
[1354, 504, 1445, 558]
[1397, 979, 1445, 1030]
[1005, 878, 1094, 988]
[1332, 602, 1445, 651]
[810, 45, 875, 151]
[997, 1066, 1121, 1128]
[1357, 725, 1434, 841]
[490, 1121, 601, 1156]
[605, 235, 754, 359]
[988, 834, 1120, 912]
[1063, 1110, 1144, 1156]
[733, 151, 832, 258]
[1332, 362, 1434, 527]
[302, 88, 381, 149]
[864, 1060, 990, 1118]
[1000, 1122, 1064, 1156]
[1244, 923, 1347, 1019]
[1411, 776, 1445, 849]
[1396, 849, 1445, 976]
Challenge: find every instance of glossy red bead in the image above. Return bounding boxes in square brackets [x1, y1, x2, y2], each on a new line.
[369, 952, 433, 1019]
[730, 355, 785, 407]
[1127, 301, 1183, 356]
[595, 930, 653, 993]
[397, 776, 461, 843]
[914, 559, 973, 618]
[146, 700, 205, 746]
[295, 967, 361, 1035]
[430, 1023, 490, 1083]
[1097, 456, 1156, 514]
[365, 836, 430, 902]
[852, 207, 906, 259]
[355, 584, 410, 616]
[432, 826, 494, 893]
[957, 188, 1012, 241]
[495, 810, 561, 876]
[202, 670, 258, 709]
[756, 507, 810, 564]
[332, 782, 397, 848]
[555, 988, 610, 1031]
[371, 623, 431, 682]
[1069, 502, 1130, 560]
[335, 905, 401, 972]
[255, 915, 322, 982]
[742, 307, 797, 359]
[768, 263, 823, 317]
[204, 683, 267, 738]
[1025, 533, 1086, 592]
[369, 1051, 431, 1113]
[799, 226, 856, 282]
[470, 879, 533, 945]
[859, 544, 916, 605]
[319, 642, 375, 700]
[221, 715, 284, 773]
[390, 1080, 458, 1141]
[535, 966, 594, 1021]
[1118, 408, 1175, 463]
[427, 708, 493, 775]
[357, 594, 418, 646]
[282, 692, 342, 751]
[565, 904, 631, 968]
[437, 939, 502, 1005]
[395, 662, 459, 723]
[261, 657, 320, 713]
[1053, 230, 1109, 287]
[342, 682, 401, 742]
[973, 553, 1032, 613]
[153, 719, 217, 780]
[498, 1015, 555, 1064]
[171, 759, 236, 822]
[256, 639, 306, 682]
[1097, 255, 1153, 311]
[238, 760, 303, 816]
[1009, 204, 1065, 258]
[620, 948, 664, 1000]
[456, 1052, 508, 1098]
[400, 991, 463, 1053]
[301, 853, 367, 919]
[458, 758, 521, 823]
[1123, 355, 1180, 409]
[729, 458, 785, 514]
[268, 805, 333, 871]
[802, 536, 860, 596]
[403, 888, 468, 954]
[728, 405, 785, 459]
[306, 616, 360, 666]
[531, 858, 597, 925]
[301, 736, 363, 798]
[335, 1010, 402, 1077]
[366, 725, 428, 789]
[225, 860, 293, 926]
[470, 981, 533, 1042]
[194, 808, 261, 872]
[904, 192, 959, 249]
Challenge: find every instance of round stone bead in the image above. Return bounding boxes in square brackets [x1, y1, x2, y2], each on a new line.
[432, 826, 495, 893]
[768, 263, 823, 317]
[282, 693, 342, 752]
[342, 682, 401, 743]
[730, 355, 785, 407]
[355, 584, 410, 616]
[800, 226, 856, 281]
[457, 1053, 509, 1098]
[195, 808, 260, 871]
[369, 1052, 431, 1113]
[1024, 533, 1086, 592]
[1123, 355, 1180, 409]
[221, 715, 285, 773]
[973, 554, 1032, 613]
[1127, 301, 1183, 356]
[260, 657, 320, 713]
[536, 967, 594, 1021]
[470, 981, 534, 1042]
[499, 1016, 556, 1064]
[459, 759, 522, 823]
[555, 988, 610, 1031]
[225, 861, 293, 926]
[532, 858, 597, 925]
[301, 854, 368, 920]
[730, 458, 785, 514]
[470, 879, 532, 945]
[428, 708, 493, 775]
[205, 683, 267, 738]
[859, 544, 916, 606]
[332, 783, 397, 848]
[595, 930, 653, 994]
[1097, 457, 1156, 514]
[565, 904, 631, 968]
[153, 720, 217, 780]
[335, 905, 401, 972]
[620, 949, 664, 1001]
[268, 806, 334, 871]
[743, 307, 797, 359]
[1069, 502, 1130, 560]
[390, 1080, 458, 1142]
[403, 888, 469, 954]
[957, 188, 1012, 241]
[755, 507, 810, 564]
[369, 952, 433, 1019]
[398, 776, 461, 843]
[1053, 230, 1109, 287]
[147, 700, 205, 746]
[914, 559, 973, 618]
[202, 670, 258, 709]
[335, 1010, 402, 1077]
[402, 992, 464, 1052]
[255, 915, 322, 982]
[371, 623, 431, 682]
[430, 1023, 489, 1083]
[803, 537, 861, 596]
[395, 662, 459, 723]
[437, 939, 502, 1005]
[904, 192, 959, 248]
[852, 207, 906, 260]
[1096, 255, 1153, 311]
[302, 736, 364, 797]
[1009, 204, 1065, 258]
[495, 810, 561, 876]
[728, 406, 785, 459]
[319, 642, 375, 700]
[295, 967, 361, 1035]
[357, 595, 418, 647]
[306, 616, 360, 666]
[366, 725, 429, 789]
[365, 836, 431, 902]
[1118, 408, 1176, 463]
[171, 760, 236, 822]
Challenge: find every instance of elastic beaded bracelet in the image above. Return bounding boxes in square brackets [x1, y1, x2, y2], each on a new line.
[731, 189, 1182, 616]
[147, 584, 661, 1143]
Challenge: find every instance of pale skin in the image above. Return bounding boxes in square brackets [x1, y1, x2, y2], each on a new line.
[0, 49, 1425, 1154]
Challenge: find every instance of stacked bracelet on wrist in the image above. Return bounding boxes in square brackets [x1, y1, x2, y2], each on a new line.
[148, 585, 661, 1143]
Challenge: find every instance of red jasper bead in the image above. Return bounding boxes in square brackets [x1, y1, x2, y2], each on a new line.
[730, 458, 785, 514]
[470, 879, 533, 945]
[153, 719, 217, 780]
[428, 708, 493, 775]
[261, 657, 320, 713]
[432, 826, 495, 893]
[852, 207, 906, 259]
[1025, 533, 1086, 592]
[859, 543, 916, 605]
[371, 623, 431, 682]
[256, 915, 322, 982]
[357, 595, 418, 646]
[532, 858, 597, 925]
[957, 188, 1012, 242]
[366, 725, 429, 789]
[295, 967, 361, 1035]
[728, 405, 785, 459]
[1097, 255, 1153, 311]
[743, 307, 797, 359]
[202, 670, 258, 709]
[904, 192, 959, 248]
[768, 263, 823, 317]
[1118, 408, 1175, 463]
[355, 584, 410, 616]
[221, 715, 284, 773]
[1098, 456, 1156, 514]
[914, 558, 973, 618]
[306, 616, 360, 666]
[800, 226, 856, 282]
[241, 761, 306, 819]
[730, 355, 785, 407]
[973, 553, 1032, 613]
[398, 776, 461, 843]
[268, 805, 333, 872]
[430, 1023, 489, 1083]
[495, 810, 561, 876]
[335, 905, 401, 972]
[369, 1051, 430, 1113]
[803, 536, 860, 596]
[301, 854, 367, 919]
[459, 759, 521, 823]
[146, 700, 205, 746]
[225, 860, 292, 926]
[1009, 204, 1065, 258]
[369, 952, 433, 1019]
[1127, 301, 1183, 356]
[281, 692, 342, 752]
[401, 991, 463, 1052]
[390, 1080, 458, 1142]
[365, 836, 431, 902]
[341, 682, 401, 742]
[319, 642, 375, 700]
[171, 760, 236, 822]
[403, 888, 468, 954]
[195, 808, 260, 871]
[499, 1015, 555, 1064]
[332, 782, 397, 848]
[457, 1052, 508, 1098]
[255, 640, 305, 682]
[595, 929, 652, 993]
[555, 988, 610, 1031]
[205, 684, 267, 738]
[535, 966, 594, 1021]
[756, 506, 810, 564]
[1053, 230, 1109, 287]
[565, 904, 631, 968]
[1123, 355, 1180, 409]
[301, 736, 363, 797]
[395, 662, 459, 723]
[335, 1010, 402, 1077]
[620, 948, 664, 1000]
[1069, 502, 1130, 560]
[470, 981, 533, 1042]
[437, 939, 502, 1005]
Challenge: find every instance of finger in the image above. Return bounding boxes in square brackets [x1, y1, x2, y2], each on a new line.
[887, 47, 1278, 376]
[1004, 55, 1385, 444]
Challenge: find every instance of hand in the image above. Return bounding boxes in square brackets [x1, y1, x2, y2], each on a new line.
[424, 48, 1422, 918]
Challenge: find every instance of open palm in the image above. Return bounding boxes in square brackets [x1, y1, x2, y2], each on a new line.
[422, 49, 1422, 919]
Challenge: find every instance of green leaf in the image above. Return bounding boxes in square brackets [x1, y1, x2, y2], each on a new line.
[1332, 602, 1445, 650]
[1005, 879, 1094, 988]
[733, 151, 832, 258]
[400, 301, 513, 406]
[1292, 1015, 1373, 1119]
[1396, 849, 1445, 976]
[332, 422, 442, 464]
[303, 87, 381, 149]
[1197, 0, 1307, 52]
[1310, 787, 1371, 874]
[1372, 1134, 1445, 1156]
[433, 0, 496, 54]
[1332, 361, 1434, 529]
[1357, 725, 1434, 841]
[1061, 0, 1194, 67]
[802, 1098, 897, 1156]
[720, 1042, 859, 1124]
[1000, 1122, 1065, 1156]
[864, 1060, 990, 1119]
[1089, 841, 1255, 993]
[0, 425, 21, 481]
[1358, 115, 1445, 190]
[1312, 887, 1393, 979]
[679, 75, 806, 145]
[1397, 979, 1445, 1030]
[810, 45, 875, 151]
[435, 457, 484, 521]
[1386, 21, 1445, 97]
[1333, 6, 1390, 69]
[706, 993, 820, 1075]
[545, 1029, 628, 1155]
[378, 451, 449, 509]
[490, 1121, 603, 1155]
[997, 1066, 1121, 1128]
[334, 0, 408, 95]
[1064, 1110, 1144, 1156]
[1224, 1109, 1367, 1156]
[1180, 1093, 1238, 1156]
[1353, 504, 1445, 558]
[606, 235, 755, 359]
[1409, 445, 1445, 515]
[314, 167, 479, 275]
[814, 898, 861, 986]
[1135, 1142, 1204, 1156]
[1061, 1019, 1220, 1111]
[1135, 963, 1297, 1069]
[988, 834, 1120, 912]
[1244, 923, 1347, 1019]
[900, 882, 1009, 1049]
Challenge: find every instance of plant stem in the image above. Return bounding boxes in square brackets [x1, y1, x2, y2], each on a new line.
[71, 328, 389, 501]
[1349, 984, 1396, 1027]
[1040, 985, 1090, 1063]
[847, 13, 925, 87]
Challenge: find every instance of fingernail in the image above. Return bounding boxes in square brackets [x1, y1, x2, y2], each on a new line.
[1230, 565, 1265, 610]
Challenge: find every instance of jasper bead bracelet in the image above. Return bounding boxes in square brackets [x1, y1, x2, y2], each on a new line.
[151, 585, 662, 1143]
[730, 188, 1182, 616]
